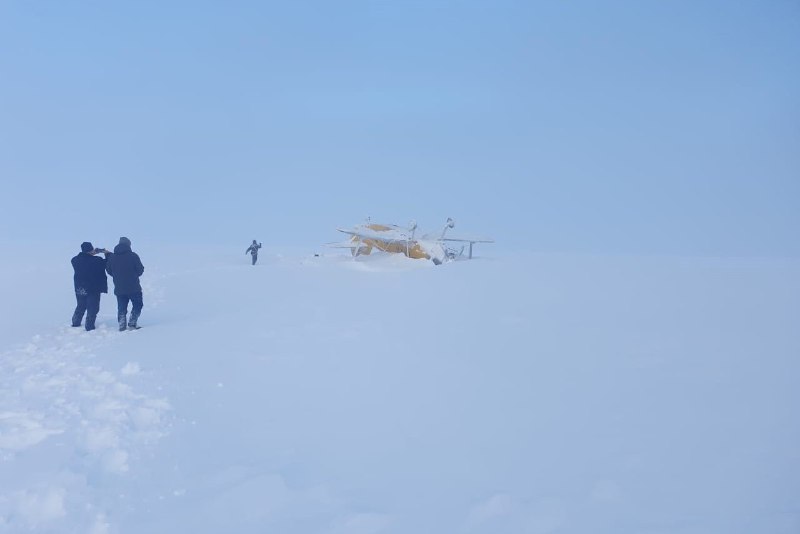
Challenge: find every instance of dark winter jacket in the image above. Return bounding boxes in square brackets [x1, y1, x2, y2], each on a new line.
[71, 252, 108, 294]
[106, 243, 145, 295]
[246, 243, 262, 255]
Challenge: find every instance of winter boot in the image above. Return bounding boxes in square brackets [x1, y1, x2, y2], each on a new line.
[118, 314, 128, 332]
[128, 310, 140, 330]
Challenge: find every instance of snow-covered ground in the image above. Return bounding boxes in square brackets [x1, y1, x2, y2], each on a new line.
[1, 244, 798, 533]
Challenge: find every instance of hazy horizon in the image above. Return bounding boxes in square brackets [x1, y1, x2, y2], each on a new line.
[1, 1, 798, 257]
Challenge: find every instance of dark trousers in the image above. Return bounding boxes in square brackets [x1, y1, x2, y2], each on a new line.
[117, 292, 144, 328]
[251, 253, 258, 265]
[72, 292, 101, 330]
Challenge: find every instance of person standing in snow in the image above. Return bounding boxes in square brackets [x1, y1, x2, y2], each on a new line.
[71, 242, 110, 331]
[106, 236, 145, 331]
[245, 240, 262, 265]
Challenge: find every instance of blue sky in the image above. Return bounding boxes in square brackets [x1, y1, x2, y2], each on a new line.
[1, 1, 797, 256]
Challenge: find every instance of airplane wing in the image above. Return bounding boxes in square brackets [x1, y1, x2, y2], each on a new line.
[337, 227, 411, 244]
[436, 235, 494, 260]
[420, 228, 493, 243]
[419, 231, 493, 243]
[441, 237, 494, 243]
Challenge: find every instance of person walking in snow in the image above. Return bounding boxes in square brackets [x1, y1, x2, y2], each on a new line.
[106, 236, 145, 331]
[71, 241, 110, 331]
[246, 239, 262, 265]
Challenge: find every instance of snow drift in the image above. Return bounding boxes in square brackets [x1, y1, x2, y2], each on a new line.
[0, 244, 798, 533]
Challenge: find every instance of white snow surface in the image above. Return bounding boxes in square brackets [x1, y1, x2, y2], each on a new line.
[0, 244, 798, 533]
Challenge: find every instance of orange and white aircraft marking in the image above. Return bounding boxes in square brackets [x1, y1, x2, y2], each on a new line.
[331, 218, 493, 265]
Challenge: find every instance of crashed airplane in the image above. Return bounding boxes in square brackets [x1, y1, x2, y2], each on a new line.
[330, 218, 493, 265]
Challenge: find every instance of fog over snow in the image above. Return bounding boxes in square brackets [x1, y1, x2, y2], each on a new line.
[1, 1, 798, 532]
[0, 245, 798, 533]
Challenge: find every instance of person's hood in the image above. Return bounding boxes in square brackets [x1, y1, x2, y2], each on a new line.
[113, 243, 132, 254]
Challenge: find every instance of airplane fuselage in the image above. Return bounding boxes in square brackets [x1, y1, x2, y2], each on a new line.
[349, 224, 431, 260]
